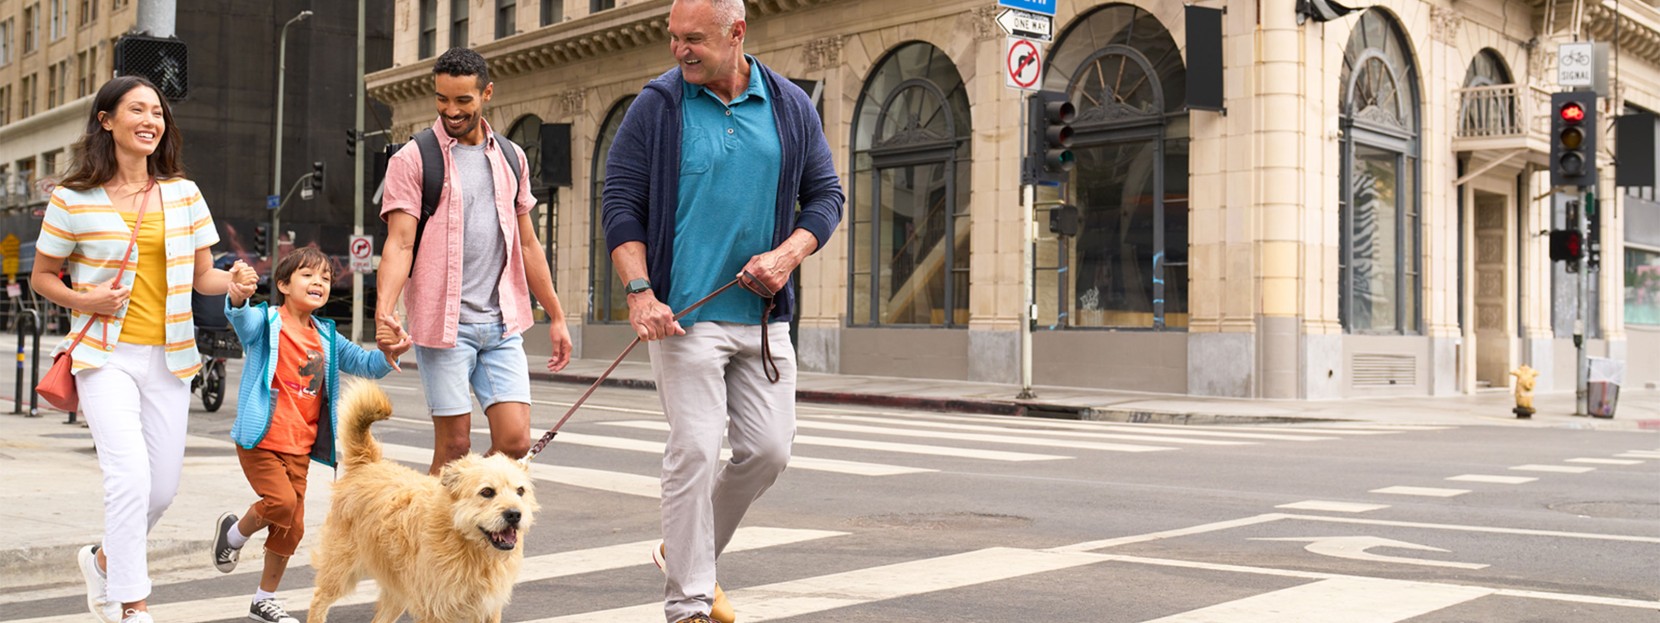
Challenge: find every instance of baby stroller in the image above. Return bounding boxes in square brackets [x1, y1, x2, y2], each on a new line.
[191, 290, 242, 412]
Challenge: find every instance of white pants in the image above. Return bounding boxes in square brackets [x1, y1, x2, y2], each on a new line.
[76, 343, 191, 603]
[648, 321, 796, 623]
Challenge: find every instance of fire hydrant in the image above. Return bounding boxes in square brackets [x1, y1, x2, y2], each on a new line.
[1510, 365, 1539, 418]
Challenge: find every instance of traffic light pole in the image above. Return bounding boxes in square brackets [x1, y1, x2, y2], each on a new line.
[352, 0, 366, 344]
[1018, 93, 1035, 400]
[1575, 188, 1593, 416]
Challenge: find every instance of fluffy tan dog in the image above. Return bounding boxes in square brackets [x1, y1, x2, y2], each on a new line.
[307, 381, 538, 623]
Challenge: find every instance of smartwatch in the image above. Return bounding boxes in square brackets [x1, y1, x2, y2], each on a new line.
[625, 278, 652, 295]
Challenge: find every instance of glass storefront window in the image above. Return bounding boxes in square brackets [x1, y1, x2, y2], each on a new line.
[589, 96, 635, 323]
[1628, 247, 1660, 325]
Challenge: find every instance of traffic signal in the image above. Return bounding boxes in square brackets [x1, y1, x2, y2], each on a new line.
[310, 161, 325, 192]
[345, 130, 359, 158]
[114, 35, 189, 101]
[1550, 91, 1598, 188]
[1549, 229, 1583, 264]
[254, 225, 268, 256]
[1024, 90, 1075, 185]
[1048, 204, 1079, 237]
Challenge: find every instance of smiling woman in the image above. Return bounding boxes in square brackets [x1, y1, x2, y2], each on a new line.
[28, 74, 245, 623]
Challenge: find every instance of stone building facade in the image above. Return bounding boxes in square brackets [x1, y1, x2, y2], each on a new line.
[368, 0, 1660, 398]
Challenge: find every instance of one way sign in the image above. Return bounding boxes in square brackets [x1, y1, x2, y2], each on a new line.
[997, 8, 1052, 42]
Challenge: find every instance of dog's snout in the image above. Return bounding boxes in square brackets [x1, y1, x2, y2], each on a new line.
[504, 509, 522, 526]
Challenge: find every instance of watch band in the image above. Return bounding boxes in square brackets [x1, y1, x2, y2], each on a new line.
[625, 278, 652, 295]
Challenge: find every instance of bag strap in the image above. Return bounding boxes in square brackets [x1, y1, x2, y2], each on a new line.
[69, 179, 155, 351]
[408, 129, 525, 277]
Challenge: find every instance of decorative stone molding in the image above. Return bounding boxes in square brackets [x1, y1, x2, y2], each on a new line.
[958, 5, 1000, 42]
[803, 35, 847, 72]
[1429, 6, 1463, 45]
[558, 88, 587, 118]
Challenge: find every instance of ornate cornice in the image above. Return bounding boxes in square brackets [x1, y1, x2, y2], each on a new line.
[958, 5, 1000, 42]
[1429, 6, 1463, 45]
[802, 35, 847, 71]
[369, 0, 837, 104]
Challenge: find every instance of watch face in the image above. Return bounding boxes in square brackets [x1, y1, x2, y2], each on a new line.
[627, 279, 650, 294]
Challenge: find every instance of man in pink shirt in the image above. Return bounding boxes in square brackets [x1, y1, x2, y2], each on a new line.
[376, 48, 572, 475]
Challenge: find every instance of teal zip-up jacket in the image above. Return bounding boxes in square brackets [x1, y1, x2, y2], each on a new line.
[226, 300, 396, 467]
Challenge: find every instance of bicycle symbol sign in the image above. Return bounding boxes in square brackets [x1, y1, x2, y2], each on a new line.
[1558, 42, 1595, 88]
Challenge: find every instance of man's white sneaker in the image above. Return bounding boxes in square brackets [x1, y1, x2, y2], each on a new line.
[249, 598, 299, 623]
[77, 545, 120, 623]
[120, 609, 154, 623]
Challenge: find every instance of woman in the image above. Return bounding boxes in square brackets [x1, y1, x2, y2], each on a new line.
[30, 75, 245, 623]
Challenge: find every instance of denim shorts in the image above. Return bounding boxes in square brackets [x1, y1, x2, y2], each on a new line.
[414, 323, 533, 416]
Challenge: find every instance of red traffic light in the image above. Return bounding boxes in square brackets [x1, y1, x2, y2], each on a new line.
[1559, 102, 1586, 123]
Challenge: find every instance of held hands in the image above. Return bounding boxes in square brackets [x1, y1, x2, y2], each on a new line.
[79, 278, 131, 316]
[375, 313, 412, 371]
[226, 261, 258, 305]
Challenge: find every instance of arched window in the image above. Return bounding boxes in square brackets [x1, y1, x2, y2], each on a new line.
[1040, 4, 1188, 329]
[507, 114, 553, 288]
[589, 96, 635, 323]
[1458, 49, 1515, 137]
[848, 42, 972, 327]
[1339, 9, 1421, 334]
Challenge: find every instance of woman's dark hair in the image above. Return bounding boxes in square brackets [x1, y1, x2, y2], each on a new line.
[57, 76, 185, 191]
[271, 246, 333, 306]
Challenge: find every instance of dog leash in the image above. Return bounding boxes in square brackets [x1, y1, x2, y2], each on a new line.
[520, 272, 778, 466]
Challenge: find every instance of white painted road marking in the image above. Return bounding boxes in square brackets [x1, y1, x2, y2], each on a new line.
[1250, 536, 1488, 570]
[1275, 500, 1390, 513]
[602, 420, 1071, 462]
[1139, 576, 1493, 622]
[792, 418, 1177, 453]
[5, 527, 845, 623]
[380, 442, 662, 498]
[834, 411, 1340, 441]
[1566, 458, 1644, 465]
[550, 431, 936, 476]
[1510, 464, 1596, 473]
[815, 414, 1255, 445]
[1370, 486, 1470, 497]
[1446, 474, 1538, 484]
[1616, 451, 1660, 459]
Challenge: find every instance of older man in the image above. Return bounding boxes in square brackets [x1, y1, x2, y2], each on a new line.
[601, 0, 844, 621]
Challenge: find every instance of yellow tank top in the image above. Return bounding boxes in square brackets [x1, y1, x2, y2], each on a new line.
[118, 208, 167, 345]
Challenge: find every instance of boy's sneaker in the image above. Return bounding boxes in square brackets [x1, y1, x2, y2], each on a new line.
[120, 610, 154, 623]
[77, 545, 120, 623]
[249, 598, 299, 623]
[654, 543, 735, 623]
[212, 512, 240, 573]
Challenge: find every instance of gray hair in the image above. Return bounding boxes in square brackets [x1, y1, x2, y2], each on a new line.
[677, 0, 746, 33]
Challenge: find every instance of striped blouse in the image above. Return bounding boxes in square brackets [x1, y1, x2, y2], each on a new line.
[36, 178, 220, 379]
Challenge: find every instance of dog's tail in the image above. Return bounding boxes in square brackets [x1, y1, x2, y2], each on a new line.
[339, 379, 393, 469]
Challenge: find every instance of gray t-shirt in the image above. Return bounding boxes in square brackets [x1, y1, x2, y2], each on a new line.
[450, 141, 506, 323]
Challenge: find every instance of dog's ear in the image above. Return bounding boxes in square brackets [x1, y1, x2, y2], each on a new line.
[438, 462, 461, 490]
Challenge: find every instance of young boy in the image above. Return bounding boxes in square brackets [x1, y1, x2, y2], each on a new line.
[210, 247, 411, 622]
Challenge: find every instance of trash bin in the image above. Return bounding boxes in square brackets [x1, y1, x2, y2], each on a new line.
[1587, 357, 1626, 419]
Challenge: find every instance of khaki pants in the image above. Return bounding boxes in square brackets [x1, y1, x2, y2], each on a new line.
[648, 321, 796, 623]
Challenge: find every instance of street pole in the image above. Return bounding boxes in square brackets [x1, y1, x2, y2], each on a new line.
[1018, 93, 1035, 400]
[352, 0, 366, 343]
[1575, 188, 1593, 415]
[270, 10, 312, 272]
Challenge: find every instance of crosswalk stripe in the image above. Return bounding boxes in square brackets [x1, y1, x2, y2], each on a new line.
[1616, 451, 1660, 459]
[789, 419, 1176, 453]
[6, 528, 845, 623]
[1208, 425, 1400, 436]
[1446, 474, 1537, 484]
[1275, 500, 1390, 513]
[864, 413, 1339, 441]
[1510, 464, 1596, 473]
[1138, 576, 1492, 622]
[1566, 458, 1644, 465]
[525, 547, 1107, 623]
[379, 442, 663, 498]
[814, 414, 1256, 446]
[550, 431, 936, 476]
[1369, 486, 1469, 498]
[601, 421, 1070, 462]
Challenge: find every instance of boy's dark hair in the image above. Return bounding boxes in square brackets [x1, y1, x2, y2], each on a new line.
[433, 48, 490, 90]
[271, 246, 333, 307]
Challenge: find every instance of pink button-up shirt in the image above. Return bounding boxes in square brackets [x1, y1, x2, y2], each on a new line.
[381, 117, 536, 349]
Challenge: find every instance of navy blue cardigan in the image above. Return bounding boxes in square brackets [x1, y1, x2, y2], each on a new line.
[601, 59, 845, 323]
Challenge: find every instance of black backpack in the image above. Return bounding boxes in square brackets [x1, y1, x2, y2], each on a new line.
[402, 127, 524, 274]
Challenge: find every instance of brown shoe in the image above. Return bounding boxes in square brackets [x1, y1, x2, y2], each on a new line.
[657, 543, 736, 623]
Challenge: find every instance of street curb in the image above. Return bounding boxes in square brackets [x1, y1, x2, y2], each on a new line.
[1, 540, 209, 592]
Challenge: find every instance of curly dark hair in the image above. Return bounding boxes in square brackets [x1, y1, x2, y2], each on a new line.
[433, 47, 490, 90]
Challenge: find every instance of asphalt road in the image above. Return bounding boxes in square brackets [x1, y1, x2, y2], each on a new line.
[4, 375, 1657, 622]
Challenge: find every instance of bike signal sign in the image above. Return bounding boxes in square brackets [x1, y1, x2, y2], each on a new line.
[1558, 42, 1594, 88]
[349, 235, 373, 274]
[1006, 37, 1043, 91]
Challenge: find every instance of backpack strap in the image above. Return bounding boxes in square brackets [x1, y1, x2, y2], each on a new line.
[409, 128, 444, 275]
[407, 129, 526, 276]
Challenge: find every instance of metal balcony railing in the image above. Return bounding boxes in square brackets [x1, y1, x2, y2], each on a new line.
[1456, 84, 1525, 139]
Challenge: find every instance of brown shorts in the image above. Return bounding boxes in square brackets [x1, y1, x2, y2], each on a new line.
[235, 446, 310, 557]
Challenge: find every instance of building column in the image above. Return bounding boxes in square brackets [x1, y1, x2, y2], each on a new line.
[1257, 0, 1304, 399]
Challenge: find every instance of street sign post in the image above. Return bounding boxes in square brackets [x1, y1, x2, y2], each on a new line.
[348, 235, 374, 275]
[1005, 37, 1043, 91]
[266, 194, 280, 210]
[997, 8, 1052, 41]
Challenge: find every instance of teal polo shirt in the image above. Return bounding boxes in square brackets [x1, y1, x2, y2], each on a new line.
[669, 57, 781, 325]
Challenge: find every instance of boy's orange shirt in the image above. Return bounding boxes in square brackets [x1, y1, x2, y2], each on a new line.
[259, 305, 325, 455]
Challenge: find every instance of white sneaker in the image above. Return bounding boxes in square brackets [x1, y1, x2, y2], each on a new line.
[120, 609, 154, 623]
[77, 545, 120, 623]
